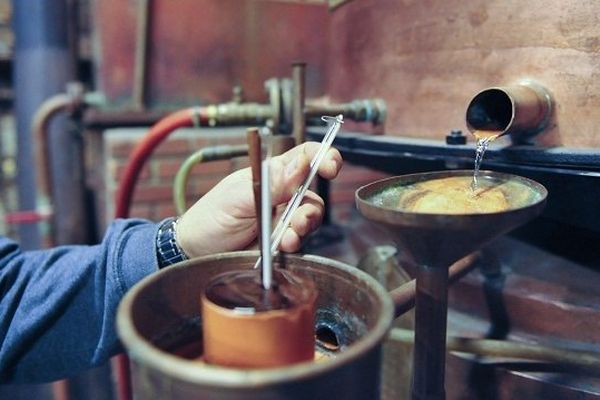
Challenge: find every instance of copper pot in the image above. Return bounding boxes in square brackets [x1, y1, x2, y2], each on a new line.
[117, 251, 393, 400]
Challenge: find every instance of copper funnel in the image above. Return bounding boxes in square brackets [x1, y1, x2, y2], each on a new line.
[356, 170, 547, 270]
[356, 169, 547, 400]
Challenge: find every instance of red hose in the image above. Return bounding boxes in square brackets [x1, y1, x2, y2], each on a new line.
[113, 107, 208, 400]
[115, 108, 208, 218]
[4, 210, 51, 224]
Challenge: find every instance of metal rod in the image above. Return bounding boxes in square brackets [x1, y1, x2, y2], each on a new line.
[259, 128, 273, 289]
[390, 328, 600, 376]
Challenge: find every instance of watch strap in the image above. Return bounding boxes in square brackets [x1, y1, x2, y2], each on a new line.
[156, 217, 188, 269]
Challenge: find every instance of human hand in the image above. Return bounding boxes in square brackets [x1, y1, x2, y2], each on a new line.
[175, 142, 342, 258]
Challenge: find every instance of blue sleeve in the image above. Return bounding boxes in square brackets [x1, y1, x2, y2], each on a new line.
[0, 218, 159, 383]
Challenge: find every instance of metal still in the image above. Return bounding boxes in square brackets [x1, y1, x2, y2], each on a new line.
[117, 252, 393, 400]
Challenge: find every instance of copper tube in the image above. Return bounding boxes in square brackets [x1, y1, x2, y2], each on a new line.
[133, 0, 150, 110]
[172, 136, 293, 215]
[389, 252, 480, 318]
[390, 328, 600, 376]
[466, 80, 553, 141]
[292, 62, 306, 145]
[32, 83, 85, 241]
[247, 128, 262, 249]
[173, 145, 249, 215]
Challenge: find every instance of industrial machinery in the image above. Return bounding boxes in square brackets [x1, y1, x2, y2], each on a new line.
[8, 1, 600, 400]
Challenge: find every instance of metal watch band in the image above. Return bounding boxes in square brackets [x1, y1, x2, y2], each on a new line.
[156, 217, 188, 269]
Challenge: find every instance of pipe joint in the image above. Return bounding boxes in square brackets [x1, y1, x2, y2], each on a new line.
[305, 98, 387, 126]
[206, 103, 274, 127]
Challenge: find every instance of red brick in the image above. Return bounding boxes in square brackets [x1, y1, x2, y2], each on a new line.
[205, 135, 246, 146]
[189, 178, 223, 196]
[190, 136, 212, 149]
[109, 141, 136, 158]
[114, 163, 152, 182]
[129, 203, 155, 220]
[156, 158, 233, 179]
[156, 203, 179, 220]
[152, 138, 193, 157]
[133, 184, 175, 203]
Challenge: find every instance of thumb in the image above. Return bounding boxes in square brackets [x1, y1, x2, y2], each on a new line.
[270, 151, 310, 206]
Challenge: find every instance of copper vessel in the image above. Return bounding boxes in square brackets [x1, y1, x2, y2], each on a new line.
[117, 252, 393, 400]
[201, 269, 317, 368]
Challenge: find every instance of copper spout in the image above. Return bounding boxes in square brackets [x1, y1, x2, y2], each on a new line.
[466, 80, 553, 142]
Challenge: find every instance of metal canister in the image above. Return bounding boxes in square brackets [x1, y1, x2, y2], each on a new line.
[117, 251, 393, 400]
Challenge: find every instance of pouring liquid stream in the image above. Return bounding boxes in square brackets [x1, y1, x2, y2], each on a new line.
[471, 130, 501, 193]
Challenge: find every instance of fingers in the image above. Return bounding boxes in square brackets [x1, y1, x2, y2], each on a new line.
[270, 142, 342, 206]
[278, 191, 324, 253]
[280, 142, 343, 180]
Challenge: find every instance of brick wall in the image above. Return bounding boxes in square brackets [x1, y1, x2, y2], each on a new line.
[102, 127, 390, 229]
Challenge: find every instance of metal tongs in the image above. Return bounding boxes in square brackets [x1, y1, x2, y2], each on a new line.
[253, 114, 344, 271]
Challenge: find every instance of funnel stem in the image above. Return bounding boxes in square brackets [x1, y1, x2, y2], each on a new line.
[411, 265, 449, 400]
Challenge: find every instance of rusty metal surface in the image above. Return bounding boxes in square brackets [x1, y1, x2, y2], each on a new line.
[92, 0, 329, 109]
[327, 0, 600, 148]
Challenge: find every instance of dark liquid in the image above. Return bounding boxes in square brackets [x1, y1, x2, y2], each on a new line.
[204, 269, 315, 314]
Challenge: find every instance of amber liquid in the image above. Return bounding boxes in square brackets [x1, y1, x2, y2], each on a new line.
[471, 130, 501, 192]
[204, 269, 315, 314]
[393, 175, 512, 214]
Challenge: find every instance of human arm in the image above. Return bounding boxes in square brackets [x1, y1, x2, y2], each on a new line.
[0, 141, 342, 383]
[0, 219, 158, 383]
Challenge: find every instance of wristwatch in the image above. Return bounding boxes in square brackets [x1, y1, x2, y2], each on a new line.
[156, 217, 188, 269]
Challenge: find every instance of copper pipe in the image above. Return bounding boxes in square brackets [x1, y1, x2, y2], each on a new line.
[466, 79, 553, 141]
[32, 83, 86, 242]
[52, 379, 70, 400]
[247, 128, 262, 245]
[389, 252, 480, 318]
[390, 328, 600, 376]
[292, 62, 306, 145]
[173, 136, 293, 214]
[173, 145, 249, 215]
[33, 93, 73, 206]
[133, 0, 150, 110]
